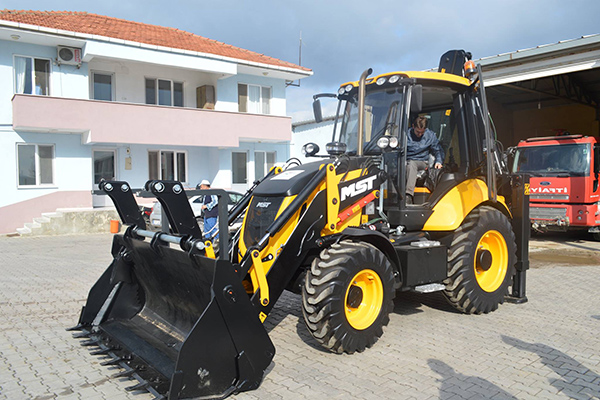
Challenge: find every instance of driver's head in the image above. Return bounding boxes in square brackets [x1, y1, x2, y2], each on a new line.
[412, 115, 428, 137]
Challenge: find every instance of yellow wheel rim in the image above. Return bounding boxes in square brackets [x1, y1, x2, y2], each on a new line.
[344, 269, 383, 330]
[474, 230, 508, 292]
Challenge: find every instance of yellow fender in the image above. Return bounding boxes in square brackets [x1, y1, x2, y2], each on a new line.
[423, 178, 511, 231]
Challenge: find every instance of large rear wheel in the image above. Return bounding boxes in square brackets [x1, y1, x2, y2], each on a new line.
[444, 206, 516, 314]
[302, 241, 395, 354]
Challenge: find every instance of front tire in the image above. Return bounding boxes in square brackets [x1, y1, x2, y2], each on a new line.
[444, 206, 517, 314]
[302, 241, 395, 354]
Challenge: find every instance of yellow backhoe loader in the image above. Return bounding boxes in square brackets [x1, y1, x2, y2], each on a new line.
[69, 50, 529, 399]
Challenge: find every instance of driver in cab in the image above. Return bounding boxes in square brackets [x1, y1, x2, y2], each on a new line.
[406, 115, 444, 204]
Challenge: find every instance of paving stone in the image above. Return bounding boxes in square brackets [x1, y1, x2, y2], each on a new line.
[1, 234, 600, 399]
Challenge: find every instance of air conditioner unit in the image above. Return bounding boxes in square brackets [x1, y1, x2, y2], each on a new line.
[57, 46, 82, 65]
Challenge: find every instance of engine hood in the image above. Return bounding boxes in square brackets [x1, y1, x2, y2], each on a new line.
[253, 159, 332, 197]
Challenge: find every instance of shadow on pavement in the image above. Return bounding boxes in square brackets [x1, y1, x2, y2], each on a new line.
[502, 335, 600, 400]
[393, 290, 459, 315]
[427, 359, 518, 399]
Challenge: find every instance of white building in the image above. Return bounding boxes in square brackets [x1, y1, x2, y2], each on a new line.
[0, 10, 312, 234]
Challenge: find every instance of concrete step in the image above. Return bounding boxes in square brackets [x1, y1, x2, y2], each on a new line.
[16, 226, 32, 235]
[15, 208, 120, 237]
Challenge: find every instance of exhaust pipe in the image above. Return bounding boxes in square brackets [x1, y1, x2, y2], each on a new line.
[357, 68, 372, 156]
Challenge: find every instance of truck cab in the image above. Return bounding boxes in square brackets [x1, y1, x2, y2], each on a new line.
[513, 134, 600, 239]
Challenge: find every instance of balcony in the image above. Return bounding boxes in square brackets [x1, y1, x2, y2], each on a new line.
[12, 94, 291, 147]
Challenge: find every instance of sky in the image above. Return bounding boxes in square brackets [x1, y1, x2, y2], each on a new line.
[4, 0, 600, 122]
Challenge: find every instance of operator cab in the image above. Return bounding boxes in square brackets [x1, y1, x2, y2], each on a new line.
[309, 50, 498, 231]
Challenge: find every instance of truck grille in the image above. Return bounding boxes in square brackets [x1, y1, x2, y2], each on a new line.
[530, 207, 567, 220]
[243, 196, 285, 247]
[530, 194, 569, 200]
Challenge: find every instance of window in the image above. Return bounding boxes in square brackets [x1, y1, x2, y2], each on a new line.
[145, 78, 183, 107]
[17, 144, 54, 186]
[255, 151, 276, 179]
[91, 72, 113, 101]
[93, 150, 116, 184]
[238, 83, 271, 114]
[148, 150, 187, 181]
[14, 56, 50, 95]
[232, 152, 247, 184]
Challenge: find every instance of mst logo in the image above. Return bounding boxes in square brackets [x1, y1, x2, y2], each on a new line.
[340, 175, 378, 201]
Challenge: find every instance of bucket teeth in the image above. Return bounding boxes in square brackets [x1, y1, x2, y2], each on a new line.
[125, 381, 150, 392]
[65, 324, 85, 331]
[90, 348, 111, 355]
[72, 331, 91, 339]
[80, 338, 101, 347]
[100, 356, 128, 366]
[111, 369, 136, 378]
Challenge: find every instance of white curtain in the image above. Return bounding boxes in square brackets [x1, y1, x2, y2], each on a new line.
[248, 85, 260, 113]
[14, 56, 28, 94]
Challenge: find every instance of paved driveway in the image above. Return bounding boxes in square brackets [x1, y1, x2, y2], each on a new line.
[0, 233, 599, 399]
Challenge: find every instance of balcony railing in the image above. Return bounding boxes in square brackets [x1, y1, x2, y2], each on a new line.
[12, 94, 291, 146]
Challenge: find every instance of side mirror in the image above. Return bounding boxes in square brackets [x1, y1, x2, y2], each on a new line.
[312, 99, 323, 123]
[302, 142, 320, 157]
[411, 85, 422, 113]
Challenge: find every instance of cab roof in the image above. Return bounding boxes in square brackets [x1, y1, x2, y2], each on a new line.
[340, 71, 471, 89]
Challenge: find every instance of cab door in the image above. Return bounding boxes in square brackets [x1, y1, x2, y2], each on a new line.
[465, 65, 497, 202]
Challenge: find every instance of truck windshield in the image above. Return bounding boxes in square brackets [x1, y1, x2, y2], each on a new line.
[336, 87, 405, 155]
[513, 143, 590, 176]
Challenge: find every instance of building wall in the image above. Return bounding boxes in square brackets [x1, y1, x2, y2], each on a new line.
[0, 128, 92, 208]
[87, 58, 220, 107]
[217, 74, 286, 116]
[291, 118, 335, 162]
[488, 99, 515, 149]
[512, 104, 596, 143]
[0, 40, 88, 123]
[0, 34, 297, 233]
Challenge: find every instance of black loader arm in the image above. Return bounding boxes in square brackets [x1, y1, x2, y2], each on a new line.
[99, 180, 146, 230]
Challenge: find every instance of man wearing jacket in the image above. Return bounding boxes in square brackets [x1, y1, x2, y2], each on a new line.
[406, 115, 444, 204]
[199, 179, 219, 241]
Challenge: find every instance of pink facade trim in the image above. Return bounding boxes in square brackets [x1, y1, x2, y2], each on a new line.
[0, 191, 92, 234]
[12, 95, 291, 146]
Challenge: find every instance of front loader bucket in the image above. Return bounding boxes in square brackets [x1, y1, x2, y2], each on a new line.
[72, 232, 275, 399]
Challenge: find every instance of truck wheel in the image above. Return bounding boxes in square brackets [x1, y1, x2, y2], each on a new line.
[302, 240, 395, 354]
[444, 206, 516, 314]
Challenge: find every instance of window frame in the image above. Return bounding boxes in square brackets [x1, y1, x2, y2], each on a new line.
[254, 150, 276, 180]
[147, 149, 188, 183]
[13, 54, 52, 96]
[16, 143, 56, 188]
[145, 77, 184, 107]
[90, 71, 115, 101]
[232, 151, 248, 184]
[238, 83, 272, 114]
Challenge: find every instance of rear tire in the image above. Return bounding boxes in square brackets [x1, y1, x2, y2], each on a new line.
[444, 206, 516, 314]
[302, 241, 395, 354]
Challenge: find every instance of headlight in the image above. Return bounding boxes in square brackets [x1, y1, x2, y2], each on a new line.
[345, 84, 353, 93]
[377, 137, 390, 149]
[389, 75, 400, 84]
[376, 77, 387, 86]
[389, 136, 399, 148]
[302, 142, 320, 157]
[338, 87, 345, 95]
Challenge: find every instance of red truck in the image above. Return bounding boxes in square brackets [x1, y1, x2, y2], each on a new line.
[513, 134, 600, 240]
